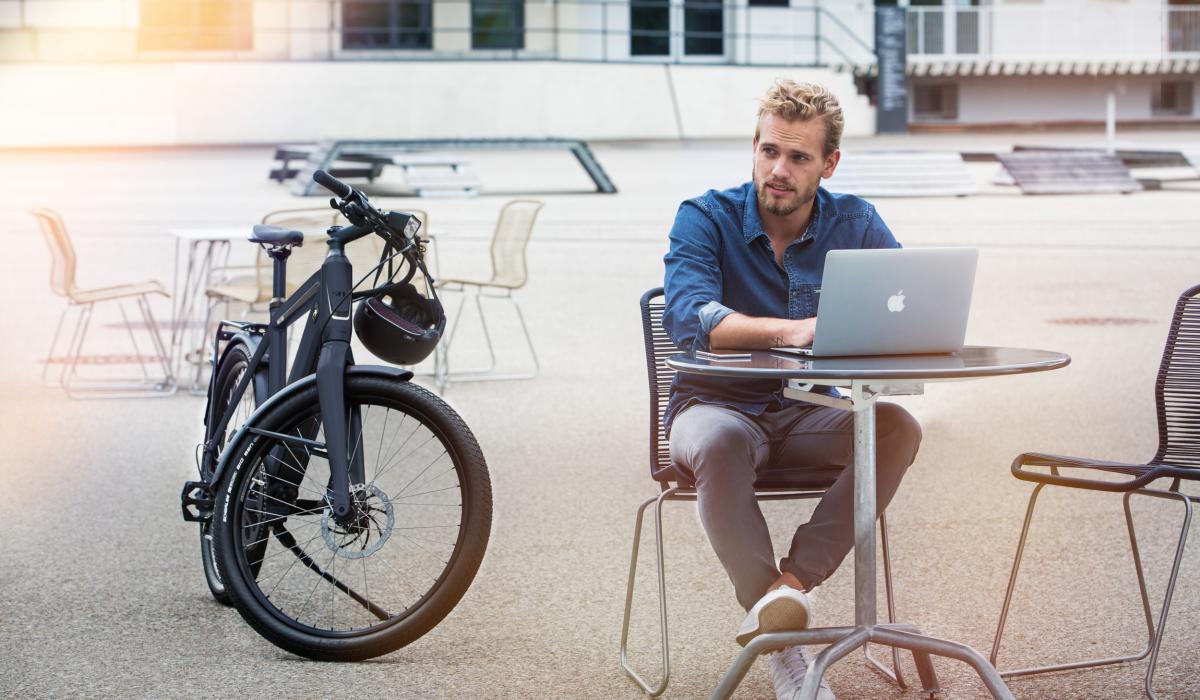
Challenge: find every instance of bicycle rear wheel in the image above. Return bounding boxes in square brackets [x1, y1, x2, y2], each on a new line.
[213, 375, 491, 661]
[201, 341, 259, 606]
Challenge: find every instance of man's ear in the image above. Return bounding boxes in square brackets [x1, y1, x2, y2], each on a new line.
[821, 149, 841, 179]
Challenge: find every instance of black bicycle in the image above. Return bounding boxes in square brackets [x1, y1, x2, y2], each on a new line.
[181, 171, 492, 661]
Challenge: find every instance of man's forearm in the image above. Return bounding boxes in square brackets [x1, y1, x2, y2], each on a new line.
[709, 312, 815, 350]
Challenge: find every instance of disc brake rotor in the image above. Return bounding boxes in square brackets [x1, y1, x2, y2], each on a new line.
[320, 484, 395, 559]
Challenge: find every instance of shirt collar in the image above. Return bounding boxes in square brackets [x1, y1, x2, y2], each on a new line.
[742, 182, 826, 245]
[741, 182, 767, 244]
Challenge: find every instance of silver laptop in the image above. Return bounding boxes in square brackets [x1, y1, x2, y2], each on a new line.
[774, 247, 978, 357]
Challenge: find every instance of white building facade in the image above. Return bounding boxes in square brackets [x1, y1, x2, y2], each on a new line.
[0, 1, 1196, 146]
[897, 0, 1200, 127]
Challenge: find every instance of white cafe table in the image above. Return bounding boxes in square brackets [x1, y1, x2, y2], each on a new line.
[666, 346, 1071, 700]
[168, 227, 247, 389]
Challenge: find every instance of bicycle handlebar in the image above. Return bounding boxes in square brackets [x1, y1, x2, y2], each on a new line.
[313, 169, 352, 199]
[309, 171, 429, 289]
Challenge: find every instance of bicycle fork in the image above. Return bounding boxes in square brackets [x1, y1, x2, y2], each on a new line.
[315, 239, 366, 527]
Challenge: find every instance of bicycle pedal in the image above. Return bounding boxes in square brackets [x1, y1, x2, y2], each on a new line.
[180, 480, 215, 523]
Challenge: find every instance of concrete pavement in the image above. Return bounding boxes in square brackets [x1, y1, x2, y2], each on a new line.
[2, 131, 1199, 698]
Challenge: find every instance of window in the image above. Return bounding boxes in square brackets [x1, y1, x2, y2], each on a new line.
[472, 0, 524, 50]
[1168, 0, 1200, 52]
[630, 0, 669, 56]
[1152, 81, 1195, 117]
[343, 1, 432, 50]
[138, 0, 251, 51]
[684, 0, 723, 56]
[913, 83, 958, 120]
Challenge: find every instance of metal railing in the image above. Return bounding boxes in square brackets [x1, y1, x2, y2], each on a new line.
[0, 0, 875, 66]
[907, 5, 1200, 60]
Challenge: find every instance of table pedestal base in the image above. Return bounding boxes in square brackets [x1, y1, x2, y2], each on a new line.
[711, 623, 1014, 700]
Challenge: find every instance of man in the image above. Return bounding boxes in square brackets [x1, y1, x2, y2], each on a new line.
[661, 80, 922, 700]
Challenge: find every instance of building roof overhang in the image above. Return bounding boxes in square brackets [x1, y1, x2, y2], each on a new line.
[841, 57, 1200, 78]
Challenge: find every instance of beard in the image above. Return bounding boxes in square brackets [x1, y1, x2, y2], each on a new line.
[754, 167, 818, 218]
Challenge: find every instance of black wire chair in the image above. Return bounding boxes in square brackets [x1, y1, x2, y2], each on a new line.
[990, 283, 1200, 700]
[619, 287, 910, 697]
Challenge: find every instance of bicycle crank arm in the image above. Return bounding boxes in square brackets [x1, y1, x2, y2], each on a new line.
[273, 523, 390, 621]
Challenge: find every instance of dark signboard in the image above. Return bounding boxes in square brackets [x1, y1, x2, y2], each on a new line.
[875, 6, 908, 134]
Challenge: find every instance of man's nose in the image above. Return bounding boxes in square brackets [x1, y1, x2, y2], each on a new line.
[770, 159, 789, 178]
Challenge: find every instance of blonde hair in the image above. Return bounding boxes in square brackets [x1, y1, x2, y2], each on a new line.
[756, 79, 844, 157]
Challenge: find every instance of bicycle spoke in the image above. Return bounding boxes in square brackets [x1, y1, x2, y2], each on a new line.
[391, 484, 463, 500]
[259, 528, 327, 587]
[372, 420, 426, 484]
[393, 465, 456, 500]
[388, 444, 451, 501]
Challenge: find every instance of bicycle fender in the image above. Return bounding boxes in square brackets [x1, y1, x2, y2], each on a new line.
[210, 364, 414, 490]
[203, 333, 267, 428]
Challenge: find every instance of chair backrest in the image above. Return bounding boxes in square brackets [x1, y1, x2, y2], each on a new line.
[261, 209, 340, 296]
[31, 208, 77, 299]
[641, 287, 680, 483]
[488, 199, 543, 289]
[1153, 283, 1200, 469]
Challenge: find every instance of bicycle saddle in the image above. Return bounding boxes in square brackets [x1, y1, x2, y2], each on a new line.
[250, 224, 304, 247]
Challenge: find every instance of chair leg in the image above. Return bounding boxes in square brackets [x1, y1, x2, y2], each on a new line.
[991, 482, 1161, 679]
[427, 289, 469, 392]
[620, 491, 675, 697]
[1132, 489, 1193, 700]
[42, 305, 71, 386]
[864, 511, 909, 689]
[473, 288, 499, 374]
[137, 294, 176, 389]
[509, 292, 540, 379]
[62, 303, 94, 398]
[116, 300, 151, 383]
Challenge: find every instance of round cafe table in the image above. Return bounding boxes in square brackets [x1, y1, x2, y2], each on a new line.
[666, 346, 1070, 700]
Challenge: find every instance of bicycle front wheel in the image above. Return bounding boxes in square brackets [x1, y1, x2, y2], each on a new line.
[212, 375, 491, 661]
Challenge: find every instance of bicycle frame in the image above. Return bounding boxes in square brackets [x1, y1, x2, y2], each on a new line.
[190, 230, 373, 526]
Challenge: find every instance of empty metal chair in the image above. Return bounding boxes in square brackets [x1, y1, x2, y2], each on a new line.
[32, 208, 175, 398]
[433, 199, 543, 392]
[990, 283, 1200, 700]
[620, 287, 905, 697]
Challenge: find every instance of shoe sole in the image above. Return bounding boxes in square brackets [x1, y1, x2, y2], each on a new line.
[735, 596, 811, 647]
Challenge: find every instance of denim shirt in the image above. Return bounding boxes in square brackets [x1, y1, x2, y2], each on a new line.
[662, 182, 900, 431]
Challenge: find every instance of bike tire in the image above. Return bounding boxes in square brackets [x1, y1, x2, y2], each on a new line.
[200, 341, 259, 607]
[212, 375, 491, 661]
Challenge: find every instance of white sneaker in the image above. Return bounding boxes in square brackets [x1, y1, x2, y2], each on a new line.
[735, 585, 814, 647]
[767, 645, 836, 700]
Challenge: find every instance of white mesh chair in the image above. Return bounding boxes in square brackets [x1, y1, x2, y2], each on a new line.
[32, 208, 175, 398]
[433, 199, 543, 392]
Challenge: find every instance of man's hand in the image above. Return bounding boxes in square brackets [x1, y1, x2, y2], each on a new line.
[710, 313, 815, 350]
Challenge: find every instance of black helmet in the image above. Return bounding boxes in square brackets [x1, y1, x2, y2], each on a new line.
[354, 281, 445, 365]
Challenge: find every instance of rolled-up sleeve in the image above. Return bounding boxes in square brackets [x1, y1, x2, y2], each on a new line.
[663, 201, 727, 352]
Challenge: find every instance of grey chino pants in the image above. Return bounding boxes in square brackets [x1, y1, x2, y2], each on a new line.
[669, 401, 921, 611]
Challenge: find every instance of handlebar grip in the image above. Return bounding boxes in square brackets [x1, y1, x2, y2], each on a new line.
[313, 170, 352, 199]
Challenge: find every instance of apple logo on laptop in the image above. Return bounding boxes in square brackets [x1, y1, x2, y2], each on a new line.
[887, 290, 906, 313]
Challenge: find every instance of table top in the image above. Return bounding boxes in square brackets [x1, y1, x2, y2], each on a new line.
[667, 345, 1070, 382]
